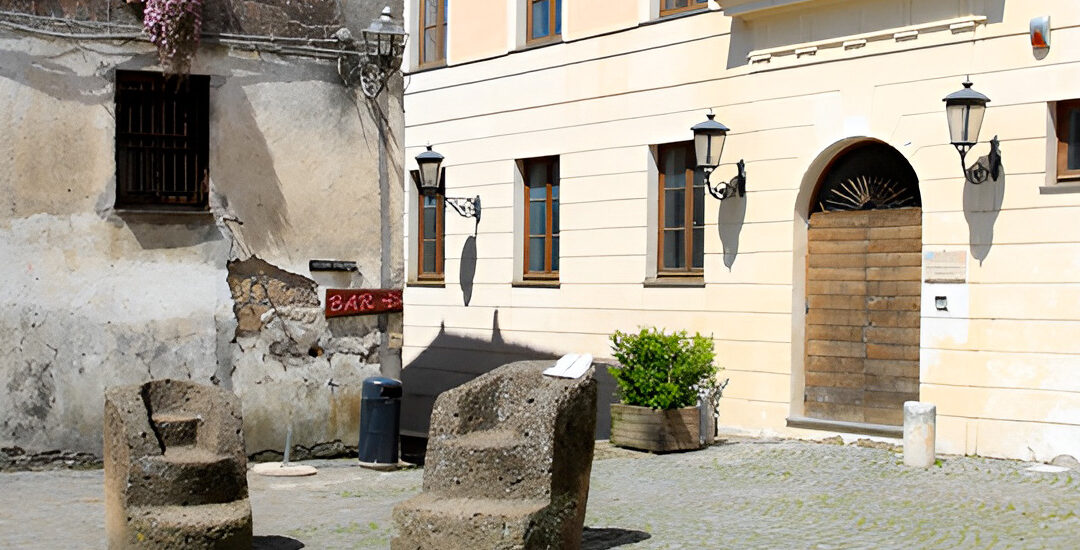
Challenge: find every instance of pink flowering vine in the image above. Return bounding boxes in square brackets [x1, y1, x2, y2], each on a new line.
[143, 0, 203, 75]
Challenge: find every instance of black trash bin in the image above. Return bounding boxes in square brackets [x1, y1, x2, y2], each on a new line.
[358, 376, 403, 465]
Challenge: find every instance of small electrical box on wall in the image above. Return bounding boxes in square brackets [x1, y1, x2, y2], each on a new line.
[1030, 16, 1050, 50]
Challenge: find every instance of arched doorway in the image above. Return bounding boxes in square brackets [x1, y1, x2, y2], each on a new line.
[804, 141, 921, 427]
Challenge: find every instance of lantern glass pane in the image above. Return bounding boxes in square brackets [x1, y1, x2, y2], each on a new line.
[947, 103, 985, 145]
[420, 163, 440, 192]
[965, 103, 986, 145]
[694, 132, 725, 168]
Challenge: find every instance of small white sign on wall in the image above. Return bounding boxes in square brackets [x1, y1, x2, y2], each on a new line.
[924, 250, 967, 283]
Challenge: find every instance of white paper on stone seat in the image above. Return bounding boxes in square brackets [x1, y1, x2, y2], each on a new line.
[543, 353, 592, 379]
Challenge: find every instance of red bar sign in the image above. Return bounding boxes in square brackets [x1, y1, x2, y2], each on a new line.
[325, 289, 403, 318]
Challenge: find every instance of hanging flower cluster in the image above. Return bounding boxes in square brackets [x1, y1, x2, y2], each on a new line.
[143, 0, 204, 75]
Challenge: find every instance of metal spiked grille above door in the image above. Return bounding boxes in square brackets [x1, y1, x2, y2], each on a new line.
[811, 142, 921, 213]
[816, 175, 919, 212]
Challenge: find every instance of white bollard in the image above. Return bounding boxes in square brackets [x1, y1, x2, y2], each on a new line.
[903, 401, 937, 467]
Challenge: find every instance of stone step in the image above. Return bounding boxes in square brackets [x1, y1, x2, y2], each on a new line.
[126, 453, 246, 507]
[392, 494, 554, 550]
[125, 500, 252, 550]
[425, 429, 551, 500]
[151, 412, 201, 448]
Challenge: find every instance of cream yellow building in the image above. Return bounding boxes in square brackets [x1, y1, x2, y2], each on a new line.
[401, 0, 1080, 463]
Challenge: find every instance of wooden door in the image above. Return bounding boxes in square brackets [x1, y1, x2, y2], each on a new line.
[805, 207, 921, 426]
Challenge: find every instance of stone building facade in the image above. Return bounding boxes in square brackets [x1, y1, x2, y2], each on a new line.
[1, 0, 404, 456]
[402, 0, 1080, 462]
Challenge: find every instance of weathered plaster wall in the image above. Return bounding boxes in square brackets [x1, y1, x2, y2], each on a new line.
[0, 0, 404, 456]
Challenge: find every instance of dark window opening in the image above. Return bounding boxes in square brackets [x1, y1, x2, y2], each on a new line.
[1056, 99, 1080, 182]
[114, 70, 210, 210]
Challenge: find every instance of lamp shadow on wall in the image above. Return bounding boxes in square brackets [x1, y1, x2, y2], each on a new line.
[962, 155, 1005, 264]
[400, 310, 618, 463]
[459, 235, 477, 306]
[717, 194, 748, 268]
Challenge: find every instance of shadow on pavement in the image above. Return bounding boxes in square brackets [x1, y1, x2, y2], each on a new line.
[582, 526, 651, 549]
[253, 535, 305, 549]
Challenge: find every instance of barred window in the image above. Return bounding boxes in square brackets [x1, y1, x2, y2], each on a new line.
[114, 70, 209, 210]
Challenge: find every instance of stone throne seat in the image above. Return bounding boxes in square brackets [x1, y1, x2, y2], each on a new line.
[104, 379, 252, 549]
[393, 360, 598, 550]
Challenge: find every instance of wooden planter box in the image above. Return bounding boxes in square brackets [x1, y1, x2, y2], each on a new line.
[610, 403, 715, 452]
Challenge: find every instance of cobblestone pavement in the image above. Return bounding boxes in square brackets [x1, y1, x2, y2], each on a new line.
[1, 439, 1078, 549]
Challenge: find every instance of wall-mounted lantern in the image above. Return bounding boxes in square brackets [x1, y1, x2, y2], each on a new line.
[337, 7, 408, 98]
[415, 145, 481, 220]
[692, 111, 747, 200]
[943, 80, 1002, 184]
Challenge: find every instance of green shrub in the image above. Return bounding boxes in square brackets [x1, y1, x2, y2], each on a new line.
[608, 327, 719, 410]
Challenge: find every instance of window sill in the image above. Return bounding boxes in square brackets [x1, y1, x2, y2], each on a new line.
[408, 60, 447, 75]
[518, 35, 563, 53]
[513, 279, 560, 289]
[1039, 181, 1080, 194]
[407, 280, 445, 288]
[113, 208, 214, 224]
[643, 277, 705, 288]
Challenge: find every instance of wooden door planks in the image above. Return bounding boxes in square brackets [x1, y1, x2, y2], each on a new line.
[804, 207, 921, 426]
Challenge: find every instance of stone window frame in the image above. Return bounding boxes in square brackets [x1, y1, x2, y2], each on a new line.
[114, 70, 210, 212]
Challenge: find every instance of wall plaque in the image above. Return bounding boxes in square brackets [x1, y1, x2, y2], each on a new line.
[325, 289, 403, 318]
[924, 250, 967, 283]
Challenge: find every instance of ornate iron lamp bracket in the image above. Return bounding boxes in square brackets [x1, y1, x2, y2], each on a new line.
[445, 196, 481, 221]
[705, 159, 747, 201]
[955, 136, 1002, 185]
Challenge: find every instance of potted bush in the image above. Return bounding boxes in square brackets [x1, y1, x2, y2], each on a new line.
[608, 327, 722, 452]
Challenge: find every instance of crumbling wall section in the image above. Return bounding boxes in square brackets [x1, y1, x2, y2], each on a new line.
[226, 257, 383, 453]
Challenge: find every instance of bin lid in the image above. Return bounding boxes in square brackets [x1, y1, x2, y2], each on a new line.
[362, 376, 402, 398]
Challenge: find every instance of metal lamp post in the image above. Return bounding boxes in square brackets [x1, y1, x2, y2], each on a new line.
[692, 111, 747, 200]
[943, 80, 1001, 184]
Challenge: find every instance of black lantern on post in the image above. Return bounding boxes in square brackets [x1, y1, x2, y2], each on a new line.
[414, 145, 480, 220]
[692, 111, 746, 200]
[355, 6, 407, 98]
[943, 80, 1001, 184]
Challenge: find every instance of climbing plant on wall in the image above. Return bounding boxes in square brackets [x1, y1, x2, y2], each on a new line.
[143, 0, 203, 75]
